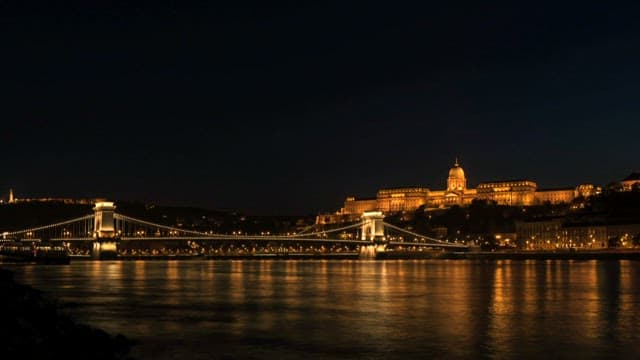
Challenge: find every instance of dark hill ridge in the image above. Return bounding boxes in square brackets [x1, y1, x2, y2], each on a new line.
[0, 202, 92, 232]
[0, 201, 316, 235]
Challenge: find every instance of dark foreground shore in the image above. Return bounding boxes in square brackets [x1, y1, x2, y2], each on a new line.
[0, 268, 133, 359]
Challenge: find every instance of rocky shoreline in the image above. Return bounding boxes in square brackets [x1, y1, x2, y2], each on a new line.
[0, 268, 134, 359]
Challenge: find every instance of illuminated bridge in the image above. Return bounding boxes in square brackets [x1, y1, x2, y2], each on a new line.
[1, 202, 468, 259]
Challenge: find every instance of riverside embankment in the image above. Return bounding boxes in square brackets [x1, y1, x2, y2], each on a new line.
[378, 249, 640, 260]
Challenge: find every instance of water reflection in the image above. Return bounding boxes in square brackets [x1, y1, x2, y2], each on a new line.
[6, 260, 640, 359]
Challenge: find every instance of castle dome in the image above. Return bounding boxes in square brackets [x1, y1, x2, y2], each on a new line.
[447, 158, 467, 192]
[448, 160, 465, 179]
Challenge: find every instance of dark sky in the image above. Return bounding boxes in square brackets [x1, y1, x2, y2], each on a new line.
[2, 1, 640, 215]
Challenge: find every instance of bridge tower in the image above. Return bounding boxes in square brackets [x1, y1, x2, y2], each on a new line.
[359, 211, 386, 259]
[361, 211, 385, 241]
[92, 201, 118, 259]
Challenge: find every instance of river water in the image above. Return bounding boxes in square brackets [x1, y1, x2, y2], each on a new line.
[6, 259, 640, 359]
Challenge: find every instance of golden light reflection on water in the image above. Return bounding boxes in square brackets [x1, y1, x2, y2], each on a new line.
[134, 259, 145, 278]
[6, 259, 640, 359]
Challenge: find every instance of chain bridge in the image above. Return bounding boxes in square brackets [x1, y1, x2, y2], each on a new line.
[1, 202, 468, 259]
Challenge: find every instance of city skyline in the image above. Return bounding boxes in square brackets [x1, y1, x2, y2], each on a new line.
[2, 160, 637, 215]
[3, 2, 640, 214]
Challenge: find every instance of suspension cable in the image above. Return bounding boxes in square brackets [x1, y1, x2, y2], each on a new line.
[5, 214, 95, 236]
[287, 221, 365, 238]
[114, 214, 227, 237]
[114, 213, 364, 239]
[294, 223, 317, 234]
[382, 222, 452, 244]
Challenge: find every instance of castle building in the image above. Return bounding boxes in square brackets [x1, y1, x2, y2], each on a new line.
[316, 160, 599, 224]
[428, 160, 477, 207]
[476, 180, 537, 205]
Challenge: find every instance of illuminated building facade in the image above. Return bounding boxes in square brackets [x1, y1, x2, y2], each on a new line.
[476, 180, 537, 206]
[377, 187, 430, 212]
[574, 184, 602, 198]
[343, 197, 377, 214]
[516, 219, 640, 250]
[317, 160, 601, 224]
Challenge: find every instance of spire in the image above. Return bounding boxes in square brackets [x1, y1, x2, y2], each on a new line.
[454, 157, 459, 167]
[8, 188, 14, 204]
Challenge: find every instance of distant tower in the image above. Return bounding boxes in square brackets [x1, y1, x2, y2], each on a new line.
[8, 188, 14, 204]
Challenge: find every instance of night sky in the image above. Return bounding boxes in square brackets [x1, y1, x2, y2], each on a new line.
[3, 1, 640, 215]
